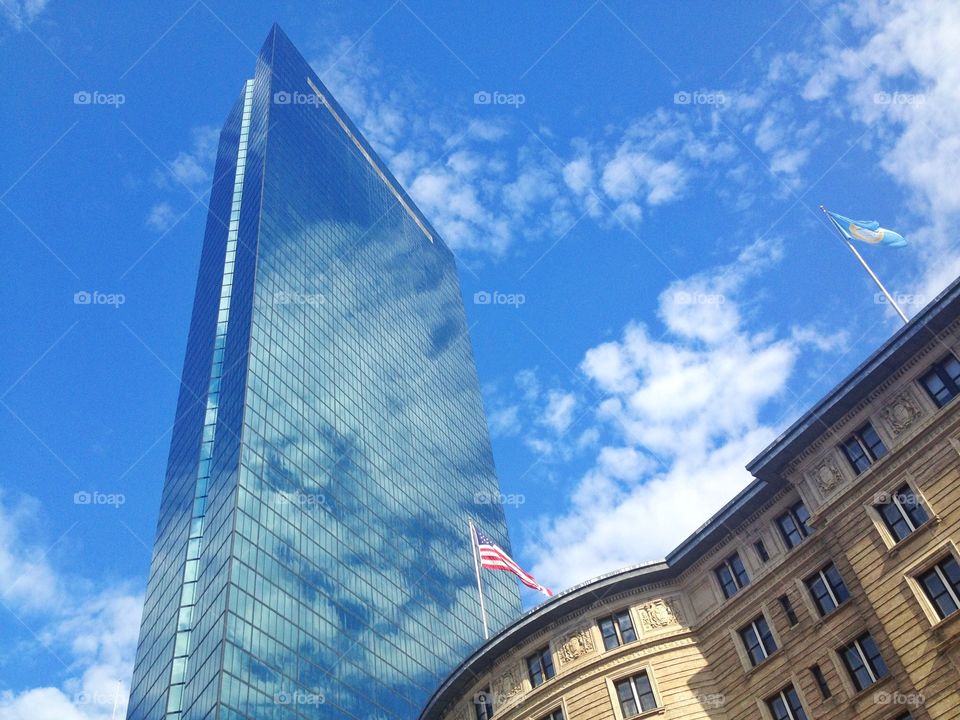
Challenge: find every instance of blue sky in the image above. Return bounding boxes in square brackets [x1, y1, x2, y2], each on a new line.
[2, 1, 959, 717]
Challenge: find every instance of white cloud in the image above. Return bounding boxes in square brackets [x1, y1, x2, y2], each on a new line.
[0, 492, 141, 720]
[539, 391, 577, 434]
[164, 125, 219, 190]
[146, 202, 178, 233]
[147, 125, 220, 231]
[2, 0, 48, 30]
[528, 239, 802, 589]
[795, 0, 960, 304]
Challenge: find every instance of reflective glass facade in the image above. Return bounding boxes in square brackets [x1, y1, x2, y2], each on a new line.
[127, 25, 521, 720]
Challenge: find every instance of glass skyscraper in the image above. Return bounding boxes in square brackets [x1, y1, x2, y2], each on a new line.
[126, 25, 521, 720]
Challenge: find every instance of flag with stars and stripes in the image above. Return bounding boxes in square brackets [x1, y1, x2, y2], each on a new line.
[475, 525, 553, 597]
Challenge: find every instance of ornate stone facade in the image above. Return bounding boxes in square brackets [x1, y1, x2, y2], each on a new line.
[556, 624, 596, 666]
[881, 389, 923, 435]
[637, 597, 685, 632]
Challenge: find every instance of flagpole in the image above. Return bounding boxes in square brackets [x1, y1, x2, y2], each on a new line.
[820, 205, 909, 325]
[468, 518, 490, 640]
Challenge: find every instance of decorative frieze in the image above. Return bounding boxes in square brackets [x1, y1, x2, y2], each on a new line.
[637, 597, 685, 632]
[810, 457, 844, 496]
[492, 662, 525, 706]
[556, 624, 596, 665]
[881, 390, 923, 436]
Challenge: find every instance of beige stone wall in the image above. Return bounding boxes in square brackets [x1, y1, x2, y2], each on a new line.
[437, 322, 960, 720]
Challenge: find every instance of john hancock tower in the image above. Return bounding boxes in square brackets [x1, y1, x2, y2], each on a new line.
[126, 25, 521, 720]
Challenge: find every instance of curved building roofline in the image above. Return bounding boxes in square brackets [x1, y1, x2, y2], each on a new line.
[419, 560, 669, 720]
[421, 273, 960, 720]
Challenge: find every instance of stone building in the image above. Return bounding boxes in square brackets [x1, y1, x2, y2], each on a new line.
[420, 279, 960, 720]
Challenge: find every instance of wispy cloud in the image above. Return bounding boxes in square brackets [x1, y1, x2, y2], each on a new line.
[0, 491, 141, 720]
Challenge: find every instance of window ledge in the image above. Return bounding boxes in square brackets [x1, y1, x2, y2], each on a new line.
[886, 515, 943, 558]
[743, 648, 784, 678]
[931, 605, 960, 641]
[809, 598, 854, 629]
[848, 673, 892, 705]
[627, 707, 665, 720]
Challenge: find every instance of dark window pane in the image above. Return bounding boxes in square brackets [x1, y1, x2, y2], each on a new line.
[599, 617, 619, 650]
[879, 500, 913, 541]
[755, 539, 770, 563]
[634, 672, 656, 711]
[730, 554, 750, 587]
[920, 558, 960, 619]
[860, 634, 888, 679]
[895, 485, 930, 529]
[807, 575, 835, 615]
[778, 513, 804, 548]
[785, 687, 808, 720]
[757, 617, 777, 655]
[779, 594, 799, 626]
[859, 424, 887, 459]
[824, 564, 850, 604]
[616, 679, 639, 718]
[716, 565, 737, 599]
[810, 665, 831, 699]
[842, 436, 871, 473]
[617, 611, 637, 643]
[842, 644, 873, 691]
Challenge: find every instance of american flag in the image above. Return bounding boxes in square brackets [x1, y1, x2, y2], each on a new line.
[475, 525, 553, 597]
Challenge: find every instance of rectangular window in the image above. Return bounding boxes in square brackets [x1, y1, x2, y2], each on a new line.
[615, 672, 657, 718]
[810, 664, 831, 699]
[474, 688, 494, 720]
[920, 354, 960, 407]
[766, 685, 808, 720]
[779, 594, 799, 626]
[841, 422, 887, 474]
[877, 484, 930, 542]
[739, 615, 778, 666]
[919, 556, 960, 620]
[539, 710, 564, 720]
[597, 609, 637, 651]
[805, 562, 850, 616]
[776, 501, 812, 549]
[526, 646, 556, 687]
[755, 539, 770, 563]
[840, 632, 888, 691]
[715, 552, 750, 599]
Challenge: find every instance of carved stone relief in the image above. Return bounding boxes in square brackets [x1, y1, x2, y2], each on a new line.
[637, 597, 684, 632]
[556, 624, 596, 665]
[810, 458, 843, 496]
[492, 662, 524, 706]
[881, 390, 923, 436]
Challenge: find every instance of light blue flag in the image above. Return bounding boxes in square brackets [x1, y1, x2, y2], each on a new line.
[826, 210, 907, 248]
